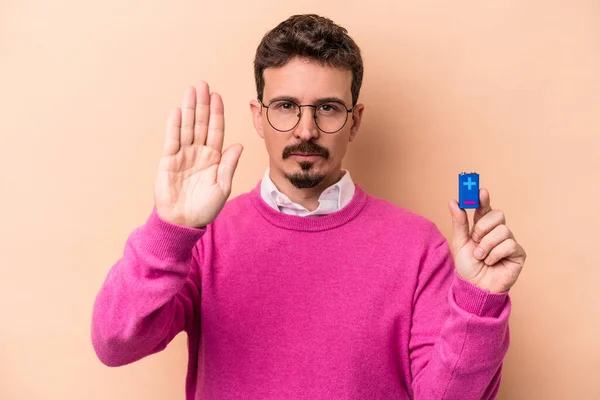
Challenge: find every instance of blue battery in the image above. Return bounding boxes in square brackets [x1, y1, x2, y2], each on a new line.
[459, 172, 480, 209]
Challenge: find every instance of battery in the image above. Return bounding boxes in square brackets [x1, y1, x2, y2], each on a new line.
[459, 172, 480, 209]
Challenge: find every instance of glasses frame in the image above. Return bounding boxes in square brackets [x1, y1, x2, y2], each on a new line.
[258, 98, 354, 134]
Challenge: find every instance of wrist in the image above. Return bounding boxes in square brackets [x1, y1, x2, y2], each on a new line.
[452, 272, 509, 318]
[155, 207, 208, 229]
[139, 207, 207, 259]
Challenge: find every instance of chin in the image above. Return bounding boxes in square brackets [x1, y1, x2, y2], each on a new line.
[281, 161, 327, 189]
[294, 160, 325, 174]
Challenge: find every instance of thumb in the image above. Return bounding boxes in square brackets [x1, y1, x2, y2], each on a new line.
[448, 199, 470, 250]
[217, 143, 243, 194]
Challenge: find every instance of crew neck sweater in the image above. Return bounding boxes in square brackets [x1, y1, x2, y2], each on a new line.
[92, 181, 510, 400]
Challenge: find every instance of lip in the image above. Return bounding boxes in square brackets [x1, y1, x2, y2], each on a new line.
[290, 153, 322, 157]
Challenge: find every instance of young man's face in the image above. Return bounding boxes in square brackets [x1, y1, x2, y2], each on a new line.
[250, 57, 364, 189]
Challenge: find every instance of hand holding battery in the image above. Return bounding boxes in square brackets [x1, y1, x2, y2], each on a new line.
[448, 177, 527, 294]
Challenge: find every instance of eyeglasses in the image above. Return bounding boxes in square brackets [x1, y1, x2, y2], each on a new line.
[259, 98, 354, 134]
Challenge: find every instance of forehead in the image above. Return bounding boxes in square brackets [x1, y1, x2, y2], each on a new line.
[263, 57, 352, 103]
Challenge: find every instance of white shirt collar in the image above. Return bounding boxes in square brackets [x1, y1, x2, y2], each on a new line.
[260, 168, 355, 216]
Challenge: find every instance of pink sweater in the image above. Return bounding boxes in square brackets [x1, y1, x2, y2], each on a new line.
[92, 182, 510, 399]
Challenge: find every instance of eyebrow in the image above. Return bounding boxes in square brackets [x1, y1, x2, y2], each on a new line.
[267, 95, 350, 107]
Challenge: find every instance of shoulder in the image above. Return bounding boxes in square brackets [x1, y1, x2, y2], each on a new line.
[364, 192, 434, 228]
[363, 192, 446, 246]
[206, 190, 258, 231]
[194, 190, 257, 248]
[220, 190, 254, 215]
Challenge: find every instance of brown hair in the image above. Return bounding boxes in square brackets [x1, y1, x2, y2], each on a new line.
[254, 14, 364, 106]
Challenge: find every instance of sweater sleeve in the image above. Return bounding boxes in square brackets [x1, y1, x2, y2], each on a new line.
[91, 208, 206, 367]
[408, 231, 510, 400]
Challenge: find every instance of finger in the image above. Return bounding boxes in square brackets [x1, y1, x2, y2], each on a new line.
[217, 144, 243, 194]
[163, 107, 181, 156]
[483, 238, 523, 266]
[206, 92, 225, 152]
[471, 209, 506, 243]
[473, 188, 492, 227]
[472, 224, 514, 260]
[180, 86, 196, 146]
[448, 199, 470, 250]
[194, 81, 210, 145]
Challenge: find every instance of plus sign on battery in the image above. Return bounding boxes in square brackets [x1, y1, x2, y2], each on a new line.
[463, 177, 477, 190]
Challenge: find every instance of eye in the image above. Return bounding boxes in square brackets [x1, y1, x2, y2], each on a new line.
[274, 101, 297, 111]
[318, 103, 340, 113]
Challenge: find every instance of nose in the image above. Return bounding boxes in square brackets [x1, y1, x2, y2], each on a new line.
[293, 106, 320, 141]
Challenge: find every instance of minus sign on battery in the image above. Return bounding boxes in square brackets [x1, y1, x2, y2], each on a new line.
[463, 201, 477, 204]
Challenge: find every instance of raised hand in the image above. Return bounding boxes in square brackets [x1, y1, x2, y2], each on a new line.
[154, 82, 243, 228]
[448, 189, 527, 293]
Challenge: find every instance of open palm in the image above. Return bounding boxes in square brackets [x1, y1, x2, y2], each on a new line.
[154, 82, 243, 228]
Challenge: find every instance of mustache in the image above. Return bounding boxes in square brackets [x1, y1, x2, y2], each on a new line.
[282, 141, 330, 159]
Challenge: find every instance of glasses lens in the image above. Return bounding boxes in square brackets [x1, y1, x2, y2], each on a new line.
[267, 101, 300, 131]
[315, 102, 348, 133]
[265, 100, 350, 133]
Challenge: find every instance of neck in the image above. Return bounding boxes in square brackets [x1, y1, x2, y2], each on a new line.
[269, 167, 344, 211]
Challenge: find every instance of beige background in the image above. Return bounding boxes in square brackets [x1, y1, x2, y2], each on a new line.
[1, 0, 598, 399]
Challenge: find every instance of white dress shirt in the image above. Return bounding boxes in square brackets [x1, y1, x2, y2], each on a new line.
[260, 168, 355, 216]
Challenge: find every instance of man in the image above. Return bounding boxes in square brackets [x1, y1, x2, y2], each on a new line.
[92, 14, 526, 400]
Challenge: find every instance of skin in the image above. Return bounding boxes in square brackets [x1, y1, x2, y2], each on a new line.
[154, 58, 526, 294]
[249, 57, 365, 211]
[448, 190, 527, 293]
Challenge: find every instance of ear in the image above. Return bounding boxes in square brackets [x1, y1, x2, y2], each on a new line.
[348, 103, 365, 143]
[249, 99, 265, 139]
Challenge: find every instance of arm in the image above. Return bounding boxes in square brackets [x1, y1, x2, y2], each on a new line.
[409, 237, 510, 400]
[91, 208, 205, 366]
[91, 83, 242, 366]
[407, 187, 527, 398]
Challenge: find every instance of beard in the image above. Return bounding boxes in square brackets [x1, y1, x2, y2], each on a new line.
[282, 141, 329, 189]
[285, 161, 326, 189]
